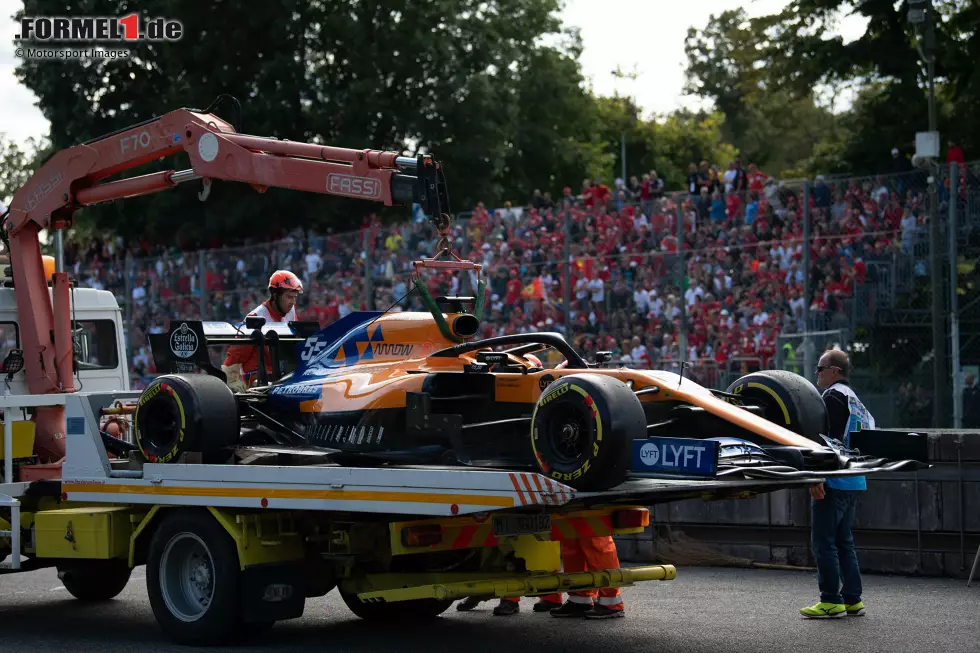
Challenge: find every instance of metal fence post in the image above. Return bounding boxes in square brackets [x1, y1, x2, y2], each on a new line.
[124, 252, 133, 364]
[363, 229, 373, 311]
[563, 208, 571, 333]
[458, 213, 471, 296]
[198, 250, 207, 319]
[930, 164, 949, 428]
[950, 161, 962, 428]
[674, 199, 688, 362]
[803, 179, 814, 384]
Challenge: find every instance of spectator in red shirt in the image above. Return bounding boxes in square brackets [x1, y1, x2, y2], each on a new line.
[947, 140, 965, 165]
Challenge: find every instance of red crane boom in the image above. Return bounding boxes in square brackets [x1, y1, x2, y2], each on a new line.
[1, 101, 452, 470]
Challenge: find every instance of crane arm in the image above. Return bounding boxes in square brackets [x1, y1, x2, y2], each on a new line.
[1, 103, 452, 463]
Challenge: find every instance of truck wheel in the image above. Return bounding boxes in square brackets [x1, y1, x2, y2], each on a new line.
[339, 589, 453, 621]
[134, 374, 239, 464]
[530, 373, 645, 491]
[58, 559, 132, 601]
[726, 369, 827, 443]
[146, 510, 244, 646]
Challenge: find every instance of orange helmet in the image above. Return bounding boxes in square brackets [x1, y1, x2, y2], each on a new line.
[269, 270, 303, 293]
[525, 354, 543, 368]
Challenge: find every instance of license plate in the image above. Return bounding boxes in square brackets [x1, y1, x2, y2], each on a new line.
[492, 513, 552, 537]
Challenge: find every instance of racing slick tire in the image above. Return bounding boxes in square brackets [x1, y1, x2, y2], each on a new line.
[133, 373, 239, 464]
[726, 369, 827, 443]
[58, 559, 132, 601]
[339, 589, 453, 622]
[530, 373, 645, 491]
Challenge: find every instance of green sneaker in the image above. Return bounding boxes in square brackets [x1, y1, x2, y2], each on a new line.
[800, 601, 847, 618]
[845, 601, 866, 616]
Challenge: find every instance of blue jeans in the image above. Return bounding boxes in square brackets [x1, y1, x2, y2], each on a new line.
[811, 488, 862, 605]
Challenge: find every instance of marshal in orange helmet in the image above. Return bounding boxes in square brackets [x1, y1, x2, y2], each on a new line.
[222, 269, 304, 390]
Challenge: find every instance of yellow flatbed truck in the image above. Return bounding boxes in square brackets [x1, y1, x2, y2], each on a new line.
[0, 390, 821, 646]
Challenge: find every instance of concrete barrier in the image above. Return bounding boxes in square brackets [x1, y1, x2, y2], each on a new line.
[615, 430, 980, 579]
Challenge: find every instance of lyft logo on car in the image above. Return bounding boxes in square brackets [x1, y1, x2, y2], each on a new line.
[633, 437, 718, 477]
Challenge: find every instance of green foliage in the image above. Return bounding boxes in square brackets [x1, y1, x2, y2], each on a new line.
[683, 8, 845, 177]
[499, 29, 612, 197]
[10, 0, 980, 244]
[11, 0, 605, 243]
[0, 133, 51, 207]
[587, 96, 737, 191]
[638, 110, 738, 190]
[681, 1, 980, 176]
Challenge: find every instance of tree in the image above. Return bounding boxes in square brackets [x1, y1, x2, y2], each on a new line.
[499, 28, 611, 200]
[0, 133, 51, 208]
[754, 0, 972, 171]
[587, 93, 738, 192]
[13, 0, 602, 245]
[683, 8, 843, 176]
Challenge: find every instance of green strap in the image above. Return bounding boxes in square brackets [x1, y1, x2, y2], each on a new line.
[415, 277, 462, 343]
[473, 277, 486, 321]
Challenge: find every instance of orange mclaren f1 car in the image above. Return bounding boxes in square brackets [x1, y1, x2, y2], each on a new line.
[137, 290, 925, 492]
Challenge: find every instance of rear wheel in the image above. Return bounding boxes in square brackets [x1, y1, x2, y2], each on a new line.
[726, 369, 827, 443]
[146, 510, 245, 646]
[134, 374, 239, 464]
[530, 373, 645, 491]
[59, 559, 132, 601]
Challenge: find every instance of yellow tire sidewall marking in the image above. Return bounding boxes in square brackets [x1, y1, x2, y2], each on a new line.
[134, 380, 188, 464]
[531, 380, 603, 483]
[745, 381, 791, 425]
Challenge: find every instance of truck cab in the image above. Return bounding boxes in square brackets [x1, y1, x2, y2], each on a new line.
[0, 284, 130, 396]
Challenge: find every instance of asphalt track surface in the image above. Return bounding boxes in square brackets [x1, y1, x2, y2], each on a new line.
[1, 565, 978, 652]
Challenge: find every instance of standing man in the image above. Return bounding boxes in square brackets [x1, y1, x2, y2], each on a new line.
[222, 270, 303, 390]
[800, 348, 871, 619]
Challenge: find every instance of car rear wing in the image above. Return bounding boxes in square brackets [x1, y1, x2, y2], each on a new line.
[147, 319, 321, 380]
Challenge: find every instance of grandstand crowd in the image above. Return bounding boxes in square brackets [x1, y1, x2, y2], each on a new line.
[57, 152, 967, 398]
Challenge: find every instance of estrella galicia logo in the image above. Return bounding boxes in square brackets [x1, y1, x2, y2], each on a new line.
[170, 322, 198, 359]
[539, 374, 555, 392]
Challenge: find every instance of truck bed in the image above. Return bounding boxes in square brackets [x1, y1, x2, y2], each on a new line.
[0, 390, 818, 518]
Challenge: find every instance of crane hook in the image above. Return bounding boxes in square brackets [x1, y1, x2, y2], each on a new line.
[198, 178, 212, 202]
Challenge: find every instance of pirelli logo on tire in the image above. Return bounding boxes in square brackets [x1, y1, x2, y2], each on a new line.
[539, 384, 569, 405]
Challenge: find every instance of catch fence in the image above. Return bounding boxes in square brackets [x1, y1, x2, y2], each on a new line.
[90, 160, 980, 427]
